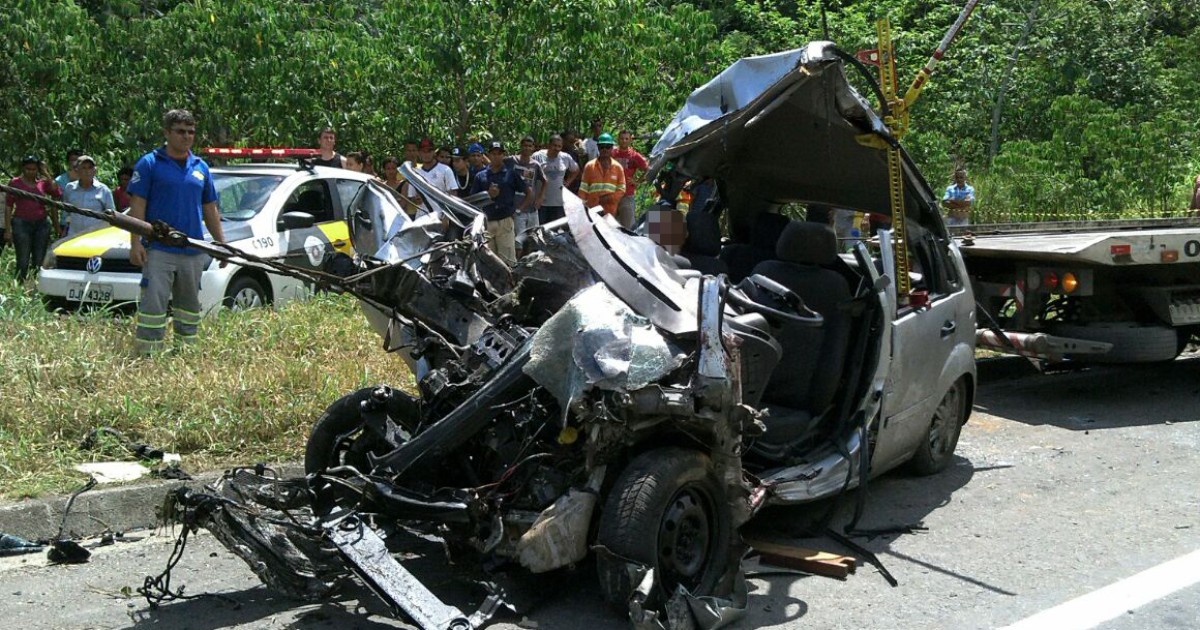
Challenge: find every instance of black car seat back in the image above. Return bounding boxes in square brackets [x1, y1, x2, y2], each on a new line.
[752, 221, 852, 414]
[720, 212, 790, 282]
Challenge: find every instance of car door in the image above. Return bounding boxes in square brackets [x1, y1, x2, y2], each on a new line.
[276, 179, 340, 274]
[872, 217, 975, 470]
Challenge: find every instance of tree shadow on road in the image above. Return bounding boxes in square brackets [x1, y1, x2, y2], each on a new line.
[975, 354, 1200, 431]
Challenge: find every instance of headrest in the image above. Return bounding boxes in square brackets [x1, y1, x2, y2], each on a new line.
[682, 209, 722, 256]
[777, 221, 838, 266]
[751, 212, 790, 250]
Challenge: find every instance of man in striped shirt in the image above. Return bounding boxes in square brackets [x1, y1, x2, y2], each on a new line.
[579, 133, 625, 218]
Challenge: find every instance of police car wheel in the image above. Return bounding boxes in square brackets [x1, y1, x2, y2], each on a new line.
[223, 275, 268, 311]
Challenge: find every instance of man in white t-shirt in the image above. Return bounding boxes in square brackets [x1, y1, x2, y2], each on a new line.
[531, 133, 579, 224]
[402, 138, 457, 217]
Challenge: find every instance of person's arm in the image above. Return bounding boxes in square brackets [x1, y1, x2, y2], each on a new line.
[3, 189, 12, 242]
[534, 165, 546, 208]
[202, 201, 225, 242]
[128, 194, 148, 266]
[564, 157, 580, 188]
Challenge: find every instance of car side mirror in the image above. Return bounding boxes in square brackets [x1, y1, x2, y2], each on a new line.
[278, 211, 315, 231]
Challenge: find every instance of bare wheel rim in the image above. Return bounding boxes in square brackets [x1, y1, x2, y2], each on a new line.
[232, 287, 263, 309]
[657, 484, 716, 591]
[928, 383, 962, 457]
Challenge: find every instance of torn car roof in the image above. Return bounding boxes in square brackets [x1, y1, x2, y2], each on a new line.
[650, 41, 935, 220]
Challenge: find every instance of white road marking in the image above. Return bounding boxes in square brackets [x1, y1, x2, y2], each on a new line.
[1001, 548, 1200, 630]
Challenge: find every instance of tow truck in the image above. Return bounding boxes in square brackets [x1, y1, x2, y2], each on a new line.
[959, 217, 1200, 363]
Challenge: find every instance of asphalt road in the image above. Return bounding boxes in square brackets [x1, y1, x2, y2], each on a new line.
[2, 353, 1198, 630]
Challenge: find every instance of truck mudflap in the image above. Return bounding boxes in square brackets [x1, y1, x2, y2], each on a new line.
[976, 328, 1113, 361]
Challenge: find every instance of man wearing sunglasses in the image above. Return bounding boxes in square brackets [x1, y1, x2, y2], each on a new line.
[127, 109, 226, 355]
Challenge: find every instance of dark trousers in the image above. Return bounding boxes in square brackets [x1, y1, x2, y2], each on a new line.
[11, 217, 50, 283]
[539, 205, 565, 224]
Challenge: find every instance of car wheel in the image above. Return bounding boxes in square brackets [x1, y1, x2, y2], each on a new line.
[223, 275, 268, 310]
[596, 448, 732, 610]
[908, 378, 967, 476]
[304, 386, 419, 475]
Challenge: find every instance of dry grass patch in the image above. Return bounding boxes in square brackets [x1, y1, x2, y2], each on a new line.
[0, 262, 409, 499]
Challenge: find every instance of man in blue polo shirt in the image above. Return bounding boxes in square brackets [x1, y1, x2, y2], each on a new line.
[469, 140, 526, 263]
[127, 109, 226, 355]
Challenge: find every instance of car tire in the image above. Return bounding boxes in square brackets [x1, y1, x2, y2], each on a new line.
[908, 378, 967, 476]
[595, 448, 732, 610]
[223, 275, 268, 311]
[1051, 322, 1182, 363]
[304, 386, 422, 476]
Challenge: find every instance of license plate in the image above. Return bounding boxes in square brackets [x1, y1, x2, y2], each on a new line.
[67, 283, 114, 303]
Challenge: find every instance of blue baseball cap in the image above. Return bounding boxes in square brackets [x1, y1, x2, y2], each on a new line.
[467, 142, 485, 155]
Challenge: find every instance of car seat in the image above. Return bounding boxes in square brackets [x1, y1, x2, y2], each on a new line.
[720, 212, 790, 282]
[748, 221, 853, 450]
[679, 209, 728, 275]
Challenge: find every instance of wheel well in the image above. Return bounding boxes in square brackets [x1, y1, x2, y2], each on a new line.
[229, 270, 274, 304]
[960, 373, 975, 424]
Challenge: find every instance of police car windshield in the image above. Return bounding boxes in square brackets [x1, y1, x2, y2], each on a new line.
[214, 173, 285, 221]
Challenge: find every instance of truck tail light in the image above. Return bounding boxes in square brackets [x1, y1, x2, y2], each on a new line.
[1062, 272, 1078, 293]
[1043, 271, 1059, 291]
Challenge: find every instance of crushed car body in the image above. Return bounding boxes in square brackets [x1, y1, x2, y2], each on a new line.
[156, 41, 977, 629]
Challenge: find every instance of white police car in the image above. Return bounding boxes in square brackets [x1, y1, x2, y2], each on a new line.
[39, 151, 406, 312]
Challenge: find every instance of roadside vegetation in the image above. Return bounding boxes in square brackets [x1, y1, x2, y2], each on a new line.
[3, 1, 1198, 221]
[0, 254, 409, 499]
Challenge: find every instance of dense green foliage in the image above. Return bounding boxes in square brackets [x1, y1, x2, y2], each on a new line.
[3, 0, 1198, 221]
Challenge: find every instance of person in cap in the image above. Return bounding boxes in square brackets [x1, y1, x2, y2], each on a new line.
[5, 155, 61, 283]
[579, 132, 625, 218]
[467, 142, 488, 174]
[450, 147, 473, 196]
[127, 108, 226, 355]
[941, 167, 974, 227]
[61, 155, 115, 235]
[469, 140, 527, 263]
[55, 148, 82, 235]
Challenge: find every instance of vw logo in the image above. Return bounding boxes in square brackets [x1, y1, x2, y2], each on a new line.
[86, 256, 103, 274]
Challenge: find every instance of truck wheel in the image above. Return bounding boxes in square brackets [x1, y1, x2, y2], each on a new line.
[596, 448, 732, 610]
[223, 275, 268, 310]
[908, 378, 967, 476]
[1051, 323, 1182, 363]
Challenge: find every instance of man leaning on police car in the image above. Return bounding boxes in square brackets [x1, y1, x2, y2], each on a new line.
[127, 109, 226, 355]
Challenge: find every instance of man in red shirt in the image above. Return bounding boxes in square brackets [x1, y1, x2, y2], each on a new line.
[113, 166, 134, 211]
[612, 130, 649, 228]
[6, 156, 61, 283]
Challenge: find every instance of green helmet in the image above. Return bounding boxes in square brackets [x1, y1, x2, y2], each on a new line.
[596, 132, 615, 146]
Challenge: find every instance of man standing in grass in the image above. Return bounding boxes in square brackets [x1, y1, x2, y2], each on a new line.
[941, 167, 974, 227]
[128, 109, 226, 355]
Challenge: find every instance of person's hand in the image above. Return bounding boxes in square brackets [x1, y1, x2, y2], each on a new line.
[3, 230, 11, 245]
[130, 240, 147, 267]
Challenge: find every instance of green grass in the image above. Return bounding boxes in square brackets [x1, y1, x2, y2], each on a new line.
[0, 250, 411, 499]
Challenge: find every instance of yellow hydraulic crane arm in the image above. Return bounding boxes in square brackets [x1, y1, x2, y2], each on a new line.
[871, 0, 982, 303]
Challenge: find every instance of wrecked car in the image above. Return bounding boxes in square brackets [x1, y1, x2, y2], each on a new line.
[160, 42, 976, 629]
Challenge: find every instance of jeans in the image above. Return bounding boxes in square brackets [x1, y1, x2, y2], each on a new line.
[11, 217, 50, 283]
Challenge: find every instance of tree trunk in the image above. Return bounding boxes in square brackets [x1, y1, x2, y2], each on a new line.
[989, 0, 1042, 165]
